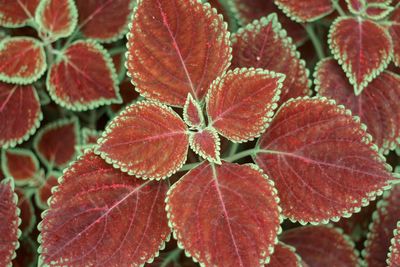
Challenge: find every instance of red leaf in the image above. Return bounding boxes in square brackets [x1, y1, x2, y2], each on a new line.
[274, 0, 334, 22]
[0, 82, 42, 149]
[15, 188, 35, 235]
[364, 3, 394, 20]
[95, 101, 189, 180]
[206, 68, 283, 142]
[329, 17, 392, 95]
[0, 0, 39, 27]
[269, 242, 304, 267]
[127, 0, 231, 106]
[33, 117, 79, 169]
[183, 94, 204, 129]
[35, 172, 60, 209]
[166, 162, 281, 266]
[345, 0, 365, 14]
[47, 40, 120, 111]
[254, 97, 393, 224]
[0, 37, 46, 84]
[189, 128, 221, 163]
[389, 8, 400, 67]
[39, 151, 170, 266]
[363, 186, 400, 266]
[231, 14, 310, 105]
[0, 178, 20, 267]
[315, 58, 400, 153]
[1, 148, 39, 186]
[281, 226, 360, 267]
[388, 222, 400, 267]
[35, 0, 78, 40]
[75, 0, 134, 42]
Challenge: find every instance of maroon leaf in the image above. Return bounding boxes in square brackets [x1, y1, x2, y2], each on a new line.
[1, 148, 39, 186]
[109, 79, 139, 114]
[47, 40, 120, 111]
[274, 0, 334, 22]
[189, 128, 221, 163]
[231, 14, 310, 105]
[39, 151, 170, 266]
[75, 0, 134, 42]
[95, 101, 189, 180]
[0, 37, 46, 84]
[388, 221, 400, 267]
[183, 94, 204, 129]
[269, 242, 304, 267]
[345, 0, 365, 14]
[166, 162, 281, 266]
[127, 0, 231, 106]
[254, 97, 393, 224]
[207, 68, 283, 142]
[315, 58, 400, 153]
[329, 17, 392, 95]
[34, 171, 60, 209]
[0, 82, 42, 149]
[365, 3, 394, 20]
[0, 0, 39, 27]
[389, 8, 400, 67]
[281, 226, 360, 267]
[15, 188, 35, 236]
[33, 117, 79, 169]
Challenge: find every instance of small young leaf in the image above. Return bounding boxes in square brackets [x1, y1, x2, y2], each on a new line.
[189, 128, 221, 163]
[95, 101, 189, 180]
[387, 221, 400, 267]
[35, 0, 78, 40]
[1, 148, 39, 186]
[0, 82, 42, 149]
[365, 3, 394, 20]
[34, 171, 60, 209]
[0, 0, 39, 27]
[15, 188, 35, 236]
[389, 8, 400, 67]
[274, 0, 334, 22]
[231, 14, 310, 105]
[183, 94, 204, 129]
[345, 0, 365, 14]
[206, 68, 283, 142]
[166, 162, 281, 266]
[254, 97, 393, 224]
[281, 226, 360, 266]
[315, 58, 400, 153]
[127, 0, 231, 106]
[75, 0, 135, 42]
[0, 37, 46, 84]
[269, 242, 304, 267]
[47, 40, 120, 111]
[33, 117, 80, 169]
[329, 17, 392, 95]
[39, 151, 170, 266]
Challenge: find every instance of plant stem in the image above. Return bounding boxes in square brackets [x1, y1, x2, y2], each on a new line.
[228, 143, 239, 157]
[109, 46, 127, 56]
[332, 0, 346, 16]
[160, 248, 182, 267]
[223, 148, 259, 162]
[305, 24, 325, 60]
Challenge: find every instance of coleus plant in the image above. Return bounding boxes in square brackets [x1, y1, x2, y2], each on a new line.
[1, 0, 400, 266]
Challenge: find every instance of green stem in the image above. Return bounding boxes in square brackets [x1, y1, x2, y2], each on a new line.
[109, 46, 127, 56]
[332, 0, 346, 16]
[223, 148, 259, 162]
[160, 248, 182, 267]
[228, 143, 239, 157]
[305, 24, 325, 60]
[179, 162, 202, 172]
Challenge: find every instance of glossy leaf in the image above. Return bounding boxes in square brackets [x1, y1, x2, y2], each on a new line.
[274, 0, 333, 22]
[269, 242, 304, 267]
[281, 226, 360, 267]
[183, 94, 204, 129]
[0, 83, 42, 149]
[47, 40, 120, 111]
[96, 101, 189, 180]
[0, 178, 20, 267]
[231, 14, 310, 105]
[315, 58, 400, 153]
[389, 8, 400, 67]
[254, 97, 393, 224]
[329, 17, 392, 95]
[189, 128, 221, 163]
[33, 117, 79, 169]
[127, 0, 231, 106]
[75, 0, 134, 42]
[388, 221, 400, 267]
[34, 171, 60, 209]
[0, 37, 46, 84]
[0, 0, 39, 27]
[365, 3, 394, 20]
[39, 151, 170, 266]
[1, 148, 39, 186]
[35, 0, 78, 40]
[166, 162, 281, 266]
[15, 188, 35, 236]
[207, 68, 283, 142]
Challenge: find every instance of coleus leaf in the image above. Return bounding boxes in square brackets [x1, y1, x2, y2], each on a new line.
[206, 68, 283, 142]
[96, 101, 189, 180]
[254, 97, 393, 224]
[34, 171, 60, 209]
[75, 0, 135, 42]
[127, 0, 231, 107]
[1, 148, 39, 186]
[387, 221, 400, 267]
[0, 37, 46, 84]
[15, 188, 35, 236]
[38, 151, 170, 266]
[0, 82, 42, 149]
[315, 58, 400, 153]
[166, 162, 281, 266]
[0, 178, 20, 267]
[281, 226, 360, 267]
[47, 40, 121, 111]
[389, 8, 400, 67]
[363, 185, 400, 266]
[183, 94, 205, 129]
[231, 14, 310, 105]
[33, 117, 80, 169]
[269, 242, 304, 267]
[274, 0, 334, 22]
[189, 127, 221, 163]
[345, 0, 366, 14]
[364, 3, 394, 20]
[328, 16, 392, 95]
[35, 0, 78, 41]
[0, 0, 39, 27]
